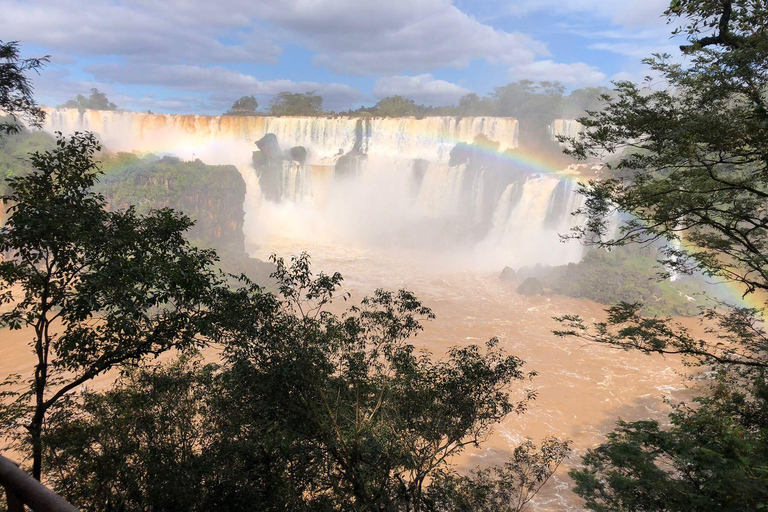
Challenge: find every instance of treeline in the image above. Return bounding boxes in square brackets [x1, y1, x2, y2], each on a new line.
[223, 82, 610, 120]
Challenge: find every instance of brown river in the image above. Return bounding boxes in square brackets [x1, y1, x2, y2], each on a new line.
[0, 242, 698, 511]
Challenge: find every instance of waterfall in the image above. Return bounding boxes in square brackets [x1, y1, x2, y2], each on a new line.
[550, 119, 585, 141]
[43, 108, 585, 270]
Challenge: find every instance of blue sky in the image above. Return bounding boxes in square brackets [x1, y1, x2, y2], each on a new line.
[1, 0, 682, 114]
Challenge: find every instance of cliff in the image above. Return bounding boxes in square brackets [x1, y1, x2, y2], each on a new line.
[97, 153, 247, 257]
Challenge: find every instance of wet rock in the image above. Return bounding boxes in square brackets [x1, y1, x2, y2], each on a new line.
[289, 146, 307, 164]
[516, 277, 544, 296]
[499, 266, 516, 281]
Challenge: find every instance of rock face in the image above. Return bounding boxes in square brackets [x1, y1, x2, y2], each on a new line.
[289, 146, 308, 164]
[516, 277, 544, 296]
[97, 155, 247, 257]
[499, 266, 516, 281]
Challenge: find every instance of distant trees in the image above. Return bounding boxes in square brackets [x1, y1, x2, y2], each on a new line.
[60, 88, 118, 111]
[224, 95, 258, 116]
[371, 95, 421, 117]
[561, 87, 613, 119]
[0, 40, 48, 134]
[455, 93, 494, 116]
[269, 91, 323, 116]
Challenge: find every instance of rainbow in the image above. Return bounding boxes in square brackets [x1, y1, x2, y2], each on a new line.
[453, 132, 766, 311]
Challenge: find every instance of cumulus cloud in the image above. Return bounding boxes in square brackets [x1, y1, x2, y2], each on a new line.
[0, 0, 548, 75]
[0, 0, 282, 65]
[259, 0, 548, 74]
[372, 74, 470, 105]
[508, 60, 606, 86]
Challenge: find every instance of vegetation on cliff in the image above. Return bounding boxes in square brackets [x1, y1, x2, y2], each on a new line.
[508, 244, 704, 316]
[269, 91, 324, 116]
[98, 153, 247, 257]
[224, 95, 258, 116]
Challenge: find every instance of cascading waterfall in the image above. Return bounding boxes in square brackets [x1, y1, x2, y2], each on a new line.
[550, 119, 585, 141]
[44, 108, 586, 270]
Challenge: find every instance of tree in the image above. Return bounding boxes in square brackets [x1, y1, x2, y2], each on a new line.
[39, 253, 568, 511]
[554, 0, 768, 509]
[426, 438, 570, 511]
[562, 87, 613, 119]
[492, 81, 566, 152]
[225, 95, 258, 116]
[0, 40, 48, 134]
[455, 93, 494, 116]
[570, 373, 768, 511]
[60, 88, 117, 111]
[44, 357, 218, 511]
[268, 91, 323, 116]
[372, 95, 421, 117]
[216, 253, 560, 511]
[0, 131, 223, 480]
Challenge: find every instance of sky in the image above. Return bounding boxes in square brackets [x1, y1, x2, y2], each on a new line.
[0, 0, 683, 114]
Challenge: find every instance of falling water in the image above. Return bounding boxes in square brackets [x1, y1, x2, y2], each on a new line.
[44, 108, 585, 270]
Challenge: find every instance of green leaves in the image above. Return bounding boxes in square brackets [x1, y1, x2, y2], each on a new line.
[0, 131, 225, 478]
[0, 40, 48, 135]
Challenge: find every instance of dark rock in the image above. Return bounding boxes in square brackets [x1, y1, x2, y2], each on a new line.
[335, 151, 366, 178]
[516, 277, 544, 296]
[289, 146, 307, 164]
[448, 142, 472, 167]
[256, 133, 282, 161]
[499, 266, 516, 281]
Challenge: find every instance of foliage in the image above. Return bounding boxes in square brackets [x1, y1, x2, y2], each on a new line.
[60, 88, 118, 111]
[426, 437, 570, 512]
[563, 1, 768, 296]
[548, 245, 702, 316]
[556, 0, 768, 367]
[41, 253, 567, 511]
[561, 87, 614, 119]
[371, 95, 424, 117]
[570, 372, 768, 511]
[0, 40, 48, 134]
[225, 95, 259, 115]
[0, 132, 224, 480]
[454, 93, 495, 116]
[44, 357, 218, 512]
[269, 91, 323, 116]
[554, 1, 768, 509]
[0, 124, 54, 197]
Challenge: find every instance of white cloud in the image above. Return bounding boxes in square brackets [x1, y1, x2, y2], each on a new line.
[508, 60, 606, 86]
[372, 74, 470, 105]
[0, 0, 282, 65]
[259, 0, 548, 74]
[0, 0, 549, 75]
